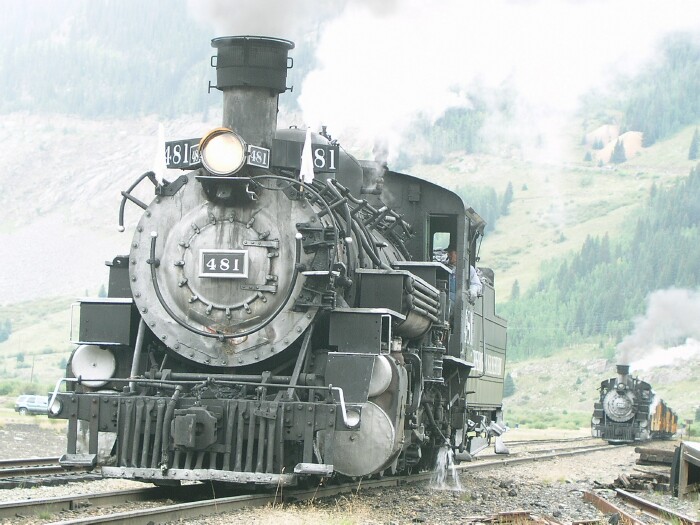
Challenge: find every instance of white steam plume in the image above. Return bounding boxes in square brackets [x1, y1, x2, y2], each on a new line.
[298, 0, 700, 161]
[617, 288, 700, 365]
[190, 0, 700, 162]
[187, 0, 397, 42]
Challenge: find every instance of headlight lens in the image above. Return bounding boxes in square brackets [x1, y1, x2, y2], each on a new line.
[200, 128, 246, 176]
[592, 417, 601, 424]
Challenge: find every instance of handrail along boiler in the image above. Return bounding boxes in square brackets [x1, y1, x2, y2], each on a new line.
[49, 36, 508, 486]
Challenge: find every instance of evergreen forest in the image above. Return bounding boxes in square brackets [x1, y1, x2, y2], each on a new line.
[501, 163, 700, 360]
[620, 34, 700, 146]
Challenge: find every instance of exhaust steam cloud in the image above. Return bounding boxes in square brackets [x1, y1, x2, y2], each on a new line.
[191, 0, 700, 163]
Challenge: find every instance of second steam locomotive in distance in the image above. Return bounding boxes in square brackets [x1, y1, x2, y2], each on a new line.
[48, 36, 508, 486]
[592, 364, 677, 444]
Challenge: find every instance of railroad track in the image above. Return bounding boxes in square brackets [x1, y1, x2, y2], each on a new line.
[503, 435, 596, 446]
[0, 456, 59, 468]
[0, 440, 619, 524]
[0, 457, 97, 488]
[584, 488, 700, 525]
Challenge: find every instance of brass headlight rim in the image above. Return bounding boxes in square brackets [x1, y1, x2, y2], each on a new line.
[199, 127, 247, 176]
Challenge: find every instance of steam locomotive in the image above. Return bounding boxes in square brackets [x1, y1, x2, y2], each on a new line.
[591, 364, 677, 444]
[48, 36, 507, 486]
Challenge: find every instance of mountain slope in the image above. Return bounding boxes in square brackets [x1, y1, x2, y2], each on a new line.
[410, 124, 699, 297]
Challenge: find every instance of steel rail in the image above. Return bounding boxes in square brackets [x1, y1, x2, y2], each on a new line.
[0, 486, 174, 519]
[615, 488, 700, 525]
[504, 436, 595, 446]
[0, 456, 60, 468]
[582, 491, 645, 525]
[0, 465, 82, 478]
[460, 444, 618, 472]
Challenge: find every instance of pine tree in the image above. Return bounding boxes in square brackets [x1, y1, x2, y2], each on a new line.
[584, 151, 592, 162]
[500, 181, 514, 215]
[510, 279, 520, 300]
[503, 373, 516, 397]
[610, 139, 627, 163]
[0, 320, 10, 343]
[689, 128, 699, 160]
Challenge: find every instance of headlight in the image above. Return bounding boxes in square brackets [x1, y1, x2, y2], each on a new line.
[200, 128, 246, 176]
[345, 408, 361, 429]
[592, 417, 601, 424]
[640, 420, 648, 428]
[48, 398, 63, 416]
[71, 344, 116, 388]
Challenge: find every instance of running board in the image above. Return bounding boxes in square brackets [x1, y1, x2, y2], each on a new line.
[59, 453, 97, 469]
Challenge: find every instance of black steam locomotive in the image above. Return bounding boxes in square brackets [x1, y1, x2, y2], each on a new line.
[592, 364, 677, 444]
[49, 36, 507, 486]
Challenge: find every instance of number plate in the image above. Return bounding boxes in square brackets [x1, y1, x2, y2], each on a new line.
[247, 145, 270, 168]
[271, 139, 339, 173]
[165, 138, 202, 170]
[200, 250, 248, 279]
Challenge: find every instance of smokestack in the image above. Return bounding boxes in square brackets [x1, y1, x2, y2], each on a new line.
[616, 364, 630, 385]
[616, 364, 630, 376]
[211, 36, 294, 149]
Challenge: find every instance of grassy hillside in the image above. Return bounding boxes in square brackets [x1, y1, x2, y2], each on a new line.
[410, 124, 700, 298]
[504, 345, 700, 427]
[0, 297, 73, 395]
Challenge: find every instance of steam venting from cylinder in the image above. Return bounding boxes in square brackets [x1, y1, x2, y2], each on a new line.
[211, 36, 295, 149]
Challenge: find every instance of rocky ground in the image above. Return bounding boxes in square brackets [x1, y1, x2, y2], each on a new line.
[0, 423, 697, 524]
[181, 436, 698, 525]
[0, 421, 67, 458]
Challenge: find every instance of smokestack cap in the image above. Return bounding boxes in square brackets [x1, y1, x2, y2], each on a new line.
[616, 364, 630, 376]
[211, 36, 294, 93]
